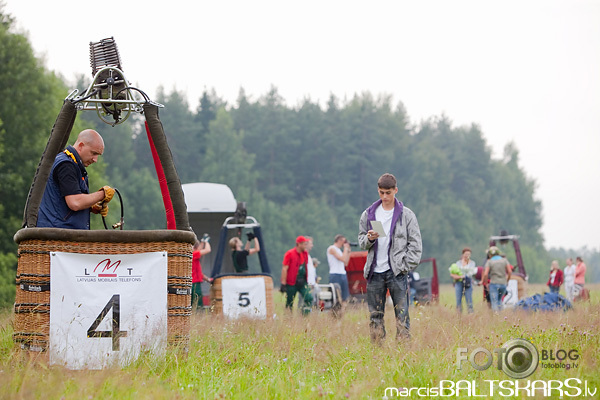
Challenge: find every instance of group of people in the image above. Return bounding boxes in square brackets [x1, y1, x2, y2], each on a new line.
[450, 248, 589, 313]
[449, 246, 513, 313]
[546, 257, 587, 302]
[279, 234, 352, 314]
[36, 133, 425, 344]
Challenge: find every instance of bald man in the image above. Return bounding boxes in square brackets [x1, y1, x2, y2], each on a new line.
[37, 129, 114, 229]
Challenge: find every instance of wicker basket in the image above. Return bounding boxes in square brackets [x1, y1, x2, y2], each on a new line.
[13, 228, 195, 357]
[210, 274, 274, 319]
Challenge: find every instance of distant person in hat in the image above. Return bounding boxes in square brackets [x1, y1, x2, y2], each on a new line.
[481, 246, 512, 312]
[281, 236, 312, 314]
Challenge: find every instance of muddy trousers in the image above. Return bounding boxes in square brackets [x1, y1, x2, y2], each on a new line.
[367, 270, 410, 341]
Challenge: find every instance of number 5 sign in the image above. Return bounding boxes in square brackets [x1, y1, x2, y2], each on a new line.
[49, 252, 168, 369]
[222, 277, 267, 319]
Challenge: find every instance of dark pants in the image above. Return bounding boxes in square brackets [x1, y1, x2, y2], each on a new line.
[192, 282, 204, 312]
[367, 269, 410, 342]
[286, 283, 312, 315]
[549, 285, 560, 293]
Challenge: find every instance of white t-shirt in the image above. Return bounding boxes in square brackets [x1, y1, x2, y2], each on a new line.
[327, 245, 347, 275]
[564, 264, 576, 284]
[307, 255, 316, 285]
[374, 204, 394, 273]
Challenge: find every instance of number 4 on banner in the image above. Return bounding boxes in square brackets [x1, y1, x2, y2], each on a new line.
[87, 294, 128, 351]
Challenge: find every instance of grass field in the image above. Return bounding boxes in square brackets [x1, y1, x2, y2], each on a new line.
[0, 283, 598, 399]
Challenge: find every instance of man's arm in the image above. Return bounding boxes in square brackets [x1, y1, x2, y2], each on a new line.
[505, 263, 512, 282]
[248, 237, 260, 255]
[404, 210, 423, 272]
[200, 241, 211, 256]
[56, 162, 107, 211]
[358, 211, 375, 250]
[281, 264, 288, 285]
[328, 245, 351, 265]
[65, 190, 106, 211]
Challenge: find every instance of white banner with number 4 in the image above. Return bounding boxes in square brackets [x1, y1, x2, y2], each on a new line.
[49, 251, 167, 369]
[222, 277, 267, 319]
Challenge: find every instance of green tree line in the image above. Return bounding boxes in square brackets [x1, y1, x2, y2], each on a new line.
[153, 88, 552, 285]
[1, 7, 597, 306]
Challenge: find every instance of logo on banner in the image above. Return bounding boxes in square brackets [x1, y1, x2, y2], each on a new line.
[77, 258, 143, 283]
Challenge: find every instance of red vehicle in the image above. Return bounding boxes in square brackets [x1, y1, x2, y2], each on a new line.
[346, 251, 368, 299]
[346, 252, 439, 304]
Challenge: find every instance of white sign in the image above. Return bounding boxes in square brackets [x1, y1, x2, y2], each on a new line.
[502, 279, 519, 307]
[49, 251, 167, 369]
[222, 277, 267, 319]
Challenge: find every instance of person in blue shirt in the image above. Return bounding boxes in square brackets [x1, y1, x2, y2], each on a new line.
[37, 129, 114, 229]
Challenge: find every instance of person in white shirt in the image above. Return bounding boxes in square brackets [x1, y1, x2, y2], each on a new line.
[358, 173, 422, 343]
[563, 258, 576, 302]
[327, 234, 351, 302]
[306, 236, 317, 286]
[299, 236, 319, 309]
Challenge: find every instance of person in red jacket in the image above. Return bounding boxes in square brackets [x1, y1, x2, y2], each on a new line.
[281, 236, 312, 314]
[192, 236, 213, 312]
[547, 260, 564, 294]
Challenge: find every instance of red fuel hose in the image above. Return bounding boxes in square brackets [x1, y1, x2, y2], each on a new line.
[145, 121, 176, 229]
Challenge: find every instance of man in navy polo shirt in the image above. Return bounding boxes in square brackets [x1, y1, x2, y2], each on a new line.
[38, 129, 114, 229]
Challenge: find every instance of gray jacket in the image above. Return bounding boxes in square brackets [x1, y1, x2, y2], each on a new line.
[358, 198, 422, 280]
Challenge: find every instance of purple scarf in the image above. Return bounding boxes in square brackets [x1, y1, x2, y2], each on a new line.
[366, 197, 403, 282]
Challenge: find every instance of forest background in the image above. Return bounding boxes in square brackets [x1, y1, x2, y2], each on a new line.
[0, 8, 598, 307]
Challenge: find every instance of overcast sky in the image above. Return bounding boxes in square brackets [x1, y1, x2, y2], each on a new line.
[4, 0, 599, 250]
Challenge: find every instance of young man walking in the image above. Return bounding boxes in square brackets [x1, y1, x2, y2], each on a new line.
[359, 173, 422, 343]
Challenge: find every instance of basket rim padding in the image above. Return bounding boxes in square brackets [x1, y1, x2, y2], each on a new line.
[212, 272, 273, 280]
[14, 228, 196, 245]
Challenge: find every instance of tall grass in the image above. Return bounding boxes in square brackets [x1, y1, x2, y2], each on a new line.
[0, 284, 598, 399]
